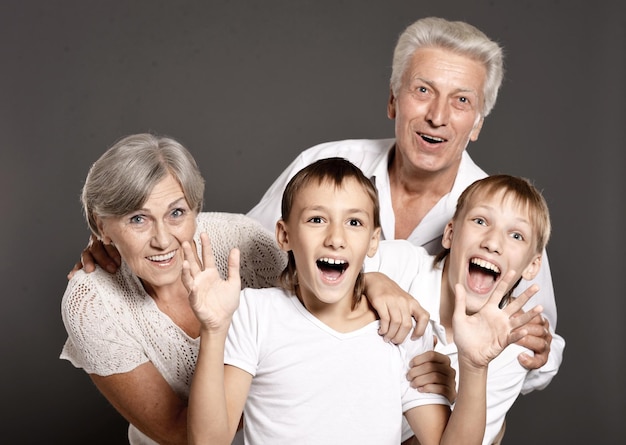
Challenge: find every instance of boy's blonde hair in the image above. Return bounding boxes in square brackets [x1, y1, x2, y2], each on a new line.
[279, 157, 380, 309]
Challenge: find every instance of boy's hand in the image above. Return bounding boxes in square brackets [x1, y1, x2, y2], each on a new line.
[407, 348, 457, 404]
[67, 235, 121, 279]
[182, 233, 241, 332]
[362, 272, 430, 344]
[515, 314, 552, 370]
[453, 270, 543, 369]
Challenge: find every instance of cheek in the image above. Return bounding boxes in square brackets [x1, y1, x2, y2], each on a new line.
[112, 238, 142, 261]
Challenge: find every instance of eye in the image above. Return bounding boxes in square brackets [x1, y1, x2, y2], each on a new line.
[453, 95, 475, 111]
[171, 208, 186, 218]
[472, 217, 486, 226]
[308, 216, 324, 224]
[511, 232, 525, 241]
[348, 218, 363, 227]
[129, 214, 145, 224]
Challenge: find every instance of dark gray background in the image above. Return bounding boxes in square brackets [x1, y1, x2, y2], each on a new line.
[2, 1, 624, 443]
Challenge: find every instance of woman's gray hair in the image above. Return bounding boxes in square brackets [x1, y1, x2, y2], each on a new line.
[390, 17, 504, 117]
[82, 133, 205, 237]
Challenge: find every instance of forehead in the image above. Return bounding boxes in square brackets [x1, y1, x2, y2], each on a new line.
[295, 177, 375, 210]
[405, 47, 487, 91]
[144, 173, 185, 204]
[463, 189, 531, 218]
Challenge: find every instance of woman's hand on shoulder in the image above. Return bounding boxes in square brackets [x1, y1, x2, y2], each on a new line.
[67, 234, 121, 279]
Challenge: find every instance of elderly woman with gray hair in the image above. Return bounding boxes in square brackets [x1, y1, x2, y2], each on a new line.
[60, 133, 287, 444]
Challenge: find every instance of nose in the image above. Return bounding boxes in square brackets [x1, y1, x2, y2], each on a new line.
[151, 221, 171, 249]
[426, 96, 449, 127]
[324, 221, 346, 249]
[481, 229, 502, 255]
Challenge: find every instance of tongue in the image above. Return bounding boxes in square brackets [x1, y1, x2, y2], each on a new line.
[319, 265, 343, 281]
[468, 268, 496, 294]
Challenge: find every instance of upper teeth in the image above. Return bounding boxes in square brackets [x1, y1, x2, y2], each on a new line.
[421, 133, 444, 142]
[148, 251, 176, 262]
[319, 257, 346, 265]
[470, 258, 500, 273]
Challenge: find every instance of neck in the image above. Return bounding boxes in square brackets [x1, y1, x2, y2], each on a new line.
[296, 286, 377, 333]
[439, 260, 456, 342]
[388, 146, 460, 197]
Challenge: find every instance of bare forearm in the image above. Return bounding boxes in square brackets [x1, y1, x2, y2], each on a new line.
[440, 362, 487, 445]
[188, 329, 233, 445]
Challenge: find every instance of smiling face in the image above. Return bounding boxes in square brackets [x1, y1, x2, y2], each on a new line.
[95, 173, 197, 296]
[388, 47, 486, 179]
[442, 190, 542, 314]
[276, 177, 380, 312]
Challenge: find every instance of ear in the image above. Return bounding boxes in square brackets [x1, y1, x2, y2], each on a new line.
[366, 227, 381, 258]
[521, 254, 542, 281]
[94, 215, 113, 245]
[469, 115, 484, 142]
[275, 219, 291, 252]
[442, 221, 454, 249]
[387, 88, 397, 119]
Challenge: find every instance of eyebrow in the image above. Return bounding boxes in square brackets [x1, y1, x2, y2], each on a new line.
[413, 76, 479, 96]
[135, 196, 188, 213]
[304, 205, 371, 217]
[472, 204, 532, 226]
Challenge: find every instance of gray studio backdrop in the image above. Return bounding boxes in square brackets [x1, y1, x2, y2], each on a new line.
[2, 1, 624, 443]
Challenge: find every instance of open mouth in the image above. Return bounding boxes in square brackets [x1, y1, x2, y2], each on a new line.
[147, 250, 177, 263]
[419, 133, 445, 144]
[316, 257, 348, 282]
[468, 257, 500, 293]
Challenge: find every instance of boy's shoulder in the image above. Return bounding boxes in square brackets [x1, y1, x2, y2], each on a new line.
[364, 240, 433, 287]
[239, 287, 294, 311]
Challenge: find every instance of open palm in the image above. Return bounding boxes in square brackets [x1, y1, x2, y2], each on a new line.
[452, 271, 543, 368]
[182, 232, 241, 331]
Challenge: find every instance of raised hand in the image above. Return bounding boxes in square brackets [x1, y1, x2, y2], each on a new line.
[452, 270, 543, 369]
[181, 232, 241, 332]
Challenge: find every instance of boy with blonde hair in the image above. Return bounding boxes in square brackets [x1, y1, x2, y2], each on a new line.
[365, 174, 552, 444]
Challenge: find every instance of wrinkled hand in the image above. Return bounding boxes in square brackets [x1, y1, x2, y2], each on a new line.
[453, 270, 543, 369]
[514, 313, 552, 370]
[182, 233, 241, 332]
[363, 272, 430, 344]
[407, 347, 457, 404]
[67, 234, 121, 279]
